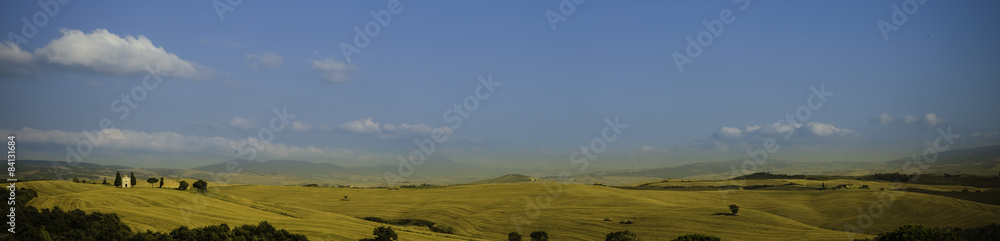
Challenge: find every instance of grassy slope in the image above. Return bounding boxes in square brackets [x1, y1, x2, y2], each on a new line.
[22, 181, 473, 241]
[23, 180, 1000, 240]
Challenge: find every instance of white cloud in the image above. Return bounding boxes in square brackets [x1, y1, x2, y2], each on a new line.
[245, 52, 283, 70]
[3, 127, 363, 161]
[230, 117, 254, 130]
[872, 113, 945, 127]
[0, 41, 36, 78]
[715, 126, 744, 140]
[339, 118, 454, 140]
[870, 113, 895, 125]
[923, 113, 941, 127]
[801, 122, 857, 137]
[311, 58, 357, 82]
[33, 29, 207, 78]
[340, 118, 380, 134]
[711, 121, 859, 141]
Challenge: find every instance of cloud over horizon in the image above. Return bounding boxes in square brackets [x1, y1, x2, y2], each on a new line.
[339, 118, 454, 140]
[3, 126, 367, 162]
[870, 113, 945, 128]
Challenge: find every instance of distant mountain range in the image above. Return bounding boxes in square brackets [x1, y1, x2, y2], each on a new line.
[554, 145, 1000, 185]
[467, 174, 542, 184]
[16, 145, 1000, 186]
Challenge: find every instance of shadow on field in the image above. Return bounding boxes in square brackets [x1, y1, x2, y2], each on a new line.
[711, 213, 735, 216]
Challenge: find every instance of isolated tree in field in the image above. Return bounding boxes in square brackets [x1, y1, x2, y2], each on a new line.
[193, 179, 208, 192]
[114, 171, 122, 187]
[130, 172, 137, 187]
[671, 234, 721, 241]
[72, 177, 79, 183]
[177, 181, 189, 190]
[729, 205, 739, 215]
[103, 178, 108, 185]
[530, 231, 549, 241]
[508, 232, 522, 241]
[606, 231, 640, 241]
[159, 177, 164, 188]
[147, 178, 158, 188]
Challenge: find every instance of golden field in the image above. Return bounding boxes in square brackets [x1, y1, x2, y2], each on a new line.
[21, 179, 1000, 240]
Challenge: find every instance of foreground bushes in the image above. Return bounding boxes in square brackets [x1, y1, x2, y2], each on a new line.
[3, 188, 308, 241]
[855, 224, 1000, 241]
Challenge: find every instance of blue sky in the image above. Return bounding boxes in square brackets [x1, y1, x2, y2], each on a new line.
[1, 1, 998, 169]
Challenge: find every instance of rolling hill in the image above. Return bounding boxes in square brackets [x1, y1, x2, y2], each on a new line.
[21, 178, 1000, 240]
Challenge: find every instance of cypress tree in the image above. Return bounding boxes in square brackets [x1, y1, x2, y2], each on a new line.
[159, 177, 164, 188]
[130, 172, 137, 187]
[114, 171, 123, 187]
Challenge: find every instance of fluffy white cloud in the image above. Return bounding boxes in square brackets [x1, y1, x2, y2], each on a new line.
[714, 126, 744, 140]
[311, 58, 357, 82]
[339, 118, 453, 139]
[340, 118, 381, 134]
[230, 117, 254, 130]
[246, 52, 283, 70]
[0, 41, 36, 78]
[711, 122, 859, 141]
[872, 113, 945, 127]
[33, 29, 206, 78]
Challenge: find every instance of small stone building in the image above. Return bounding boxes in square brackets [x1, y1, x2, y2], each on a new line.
[121, 175, 131, 188]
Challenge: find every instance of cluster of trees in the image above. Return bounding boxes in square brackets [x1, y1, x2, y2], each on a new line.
[3, 188, 306, 241]
[106, 172, 205, 192]
[359, 226, 397, 241]
[731, 172, 805, 180]
[869, 172, 914, 182]
[506, 230, 722, 241]
[854, 224, 1000, 241]
[361, 217, 455, 234]
[507, 231, 548, 241]
[172, 179, 209, 192]
[671, 234, 722, 241]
